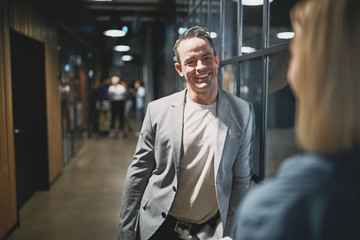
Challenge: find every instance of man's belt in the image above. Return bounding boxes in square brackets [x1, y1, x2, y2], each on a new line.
[167, 211, 220, 235]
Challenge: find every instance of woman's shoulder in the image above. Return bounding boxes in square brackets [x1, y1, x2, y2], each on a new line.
[237, 153, 336, 220]
[235, 149, 360, 239]
[276, 153, 335, 181]
[233, 154, 333, 239]
[278, 149, 360, 183]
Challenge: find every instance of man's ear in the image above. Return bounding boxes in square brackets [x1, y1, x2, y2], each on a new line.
[215, 53, 220, 68]
[174, 62, 184, 77]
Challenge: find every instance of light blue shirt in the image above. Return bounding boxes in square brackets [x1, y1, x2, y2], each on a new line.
[136, 86, 145, 109]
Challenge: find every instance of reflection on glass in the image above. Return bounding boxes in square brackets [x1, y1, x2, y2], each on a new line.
[223, 64, 238, 95]
[239, 58, 262, 179]
[270, 0, 299, 46]
[239, 59, 262, 103]
[211, 0, 221, 56]
[224, 0, 238, 59]
[201, 0, 208, 26]
[243, 4, 262, 52]
[195, 4, 201, 26]
[266, 51, 300, 177]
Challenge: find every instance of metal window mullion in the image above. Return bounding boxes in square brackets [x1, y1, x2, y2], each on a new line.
[208, 0, 212, 30]
[237, 0, 243, 56]
[185, 0, 202, 23]
[219, 0, 225, 89]
[237, 0, 243, 96]
[262, 0, 270, 49]
[195, 0, 204, 26]
[259, 0, 270, 181]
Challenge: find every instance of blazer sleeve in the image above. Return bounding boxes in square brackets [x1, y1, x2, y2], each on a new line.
[118, 103, 156, 240]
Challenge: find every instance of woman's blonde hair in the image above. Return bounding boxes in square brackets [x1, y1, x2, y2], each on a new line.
[290, 0, 360, 153]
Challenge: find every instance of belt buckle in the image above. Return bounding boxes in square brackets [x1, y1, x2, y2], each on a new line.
[174, 220, 192, 234]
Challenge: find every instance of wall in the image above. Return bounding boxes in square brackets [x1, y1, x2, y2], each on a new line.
[0, 0, 63, 237]
[0, 0, 18, 237]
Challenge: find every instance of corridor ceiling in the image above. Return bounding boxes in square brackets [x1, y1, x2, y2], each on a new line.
[56, 0, 179, 42]
[48, 0, 181, 67]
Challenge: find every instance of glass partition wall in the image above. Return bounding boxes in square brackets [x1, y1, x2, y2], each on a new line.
[176, 0, 300, 182]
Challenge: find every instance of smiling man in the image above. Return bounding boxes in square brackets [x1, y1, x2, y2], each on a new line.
[118, 26, 255, 240]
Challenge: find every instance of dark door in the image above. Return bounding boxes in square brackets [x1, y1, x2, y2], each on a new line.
[10, 30, 49, 209]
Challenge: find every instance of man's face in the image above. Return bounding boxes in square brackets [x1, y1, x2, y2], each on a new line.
[175, 37, 219, 95]
[135, 82, 140, 89]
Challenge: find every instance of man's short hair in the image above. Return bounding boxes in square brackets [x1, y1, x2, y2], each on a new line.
[173, 26, 216, 64]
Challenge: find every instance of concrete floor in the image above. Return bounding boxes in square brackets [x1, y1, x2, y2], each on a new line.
[6, 125, 298, 240]
[7, 133, 138, 240]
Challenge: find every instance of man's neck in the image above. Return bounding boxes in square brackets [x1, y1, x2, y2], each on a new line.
[186, 88, 218, 105]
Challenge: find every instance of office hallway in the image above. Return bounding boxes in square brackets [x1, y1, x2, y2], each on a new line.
[7, 133, 138, 240]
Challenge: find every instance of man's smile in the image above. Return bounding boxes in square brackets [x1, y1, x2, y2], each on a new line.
[195, 73, 210, 79]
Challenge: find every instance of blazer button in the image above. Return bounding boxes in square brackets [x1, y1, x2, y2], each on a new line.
[161, 212, 167, 218]
[172, 186, 177, 192]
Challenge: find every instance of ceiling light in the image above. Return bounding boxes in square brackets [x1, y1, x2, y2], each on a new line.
[277, 32, 295, 39]
[243, 0, 273, 6]
[64, 64, 70, 72]
[122, 26, 128, 34]
[241, 46, 256, 53]
[178, 27, 188, 35]
[122, 55, 133, 61]
[103, 29, 126, 37]
[113, 45, 131, 52]
[210, 32, 217, 39]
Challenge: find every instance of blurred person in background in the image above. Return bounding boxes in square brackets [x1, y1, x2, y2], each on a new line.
[96, 77, 111, 135]
[134, 80, 146, 135]
[121, 79, 134, 135]
[232, 0, 360, 239]
[108, 76, 127, 139]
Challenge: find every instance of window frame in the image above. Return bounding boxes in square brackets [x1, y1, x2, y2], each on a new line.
[176, 0, 295, 182]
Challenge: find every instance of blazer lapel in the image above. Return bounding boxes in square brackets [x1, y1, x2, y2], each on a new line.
[170, 90, 186, 177]
[215, 90, 230, 178]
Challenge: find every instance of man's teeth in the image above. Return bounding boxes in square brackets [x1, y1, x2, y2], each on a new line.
[196, 74, 209, 79]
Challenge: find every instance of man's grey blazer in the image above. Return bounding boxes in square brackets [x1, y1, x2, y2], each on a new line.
[118, 88, 255, 240]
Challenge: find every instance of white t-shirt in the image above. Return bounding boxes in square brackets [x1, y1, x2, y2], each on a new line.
[169, 95, 219, 224]
[108, 84, 126, 101]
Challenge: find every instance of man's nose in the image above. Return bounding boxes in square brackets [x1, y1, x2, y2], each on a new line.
[196, 60, 206, 70]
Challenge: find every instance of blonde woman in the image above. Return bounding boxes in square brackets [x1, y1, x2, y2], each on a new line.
[232, 0, 360, 239]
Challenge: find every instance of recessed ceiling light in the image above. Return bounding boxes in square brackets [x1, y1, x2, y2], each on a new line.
[103, 29, 126, 37]
[243, 0, 273, 6]
[122, 55, 133, 61]
[241, 46, 256, 53]
[178, 27, 188, 35]
[277, 32, 295, 39]
[210, 32, 217, 39]
[113, 45, 131, 52]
